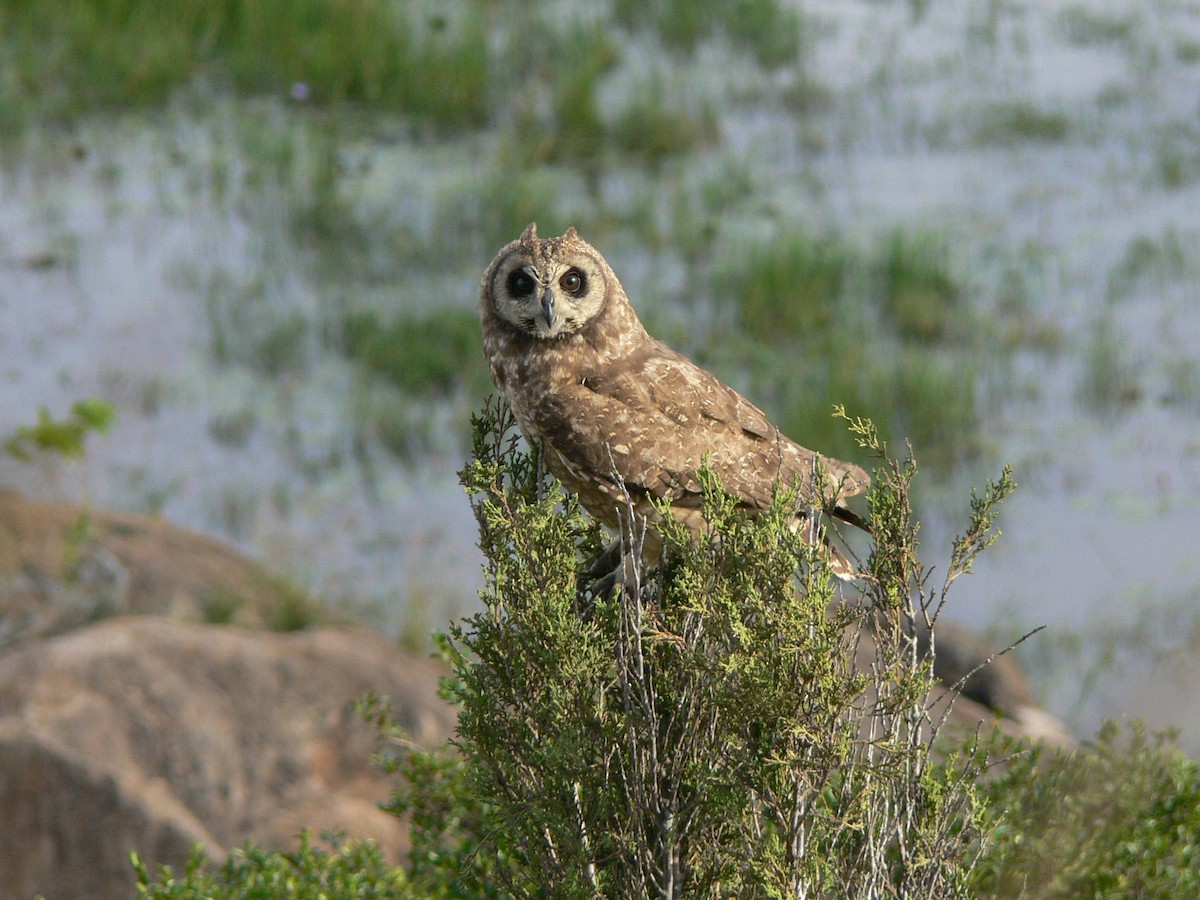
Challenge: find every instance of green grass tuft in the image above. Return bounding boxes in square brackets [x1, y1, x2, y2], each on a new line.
[338, 307, 489, 399]
[1077, 319, 1142, 414]
[717, 230, 851, 344]
[878, 229, 965, 343]
[611, 87, 719, 168]
[613, 0, 804, 70]
[974, 102, 1071, 146]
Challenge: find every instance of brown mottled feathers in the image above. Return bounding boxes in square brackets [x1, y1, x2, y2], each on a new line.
[479, 223, 869, 575]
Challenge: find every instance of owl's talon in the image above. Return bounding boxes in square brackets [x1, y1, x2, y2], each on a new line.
[582, 539, 623, 582]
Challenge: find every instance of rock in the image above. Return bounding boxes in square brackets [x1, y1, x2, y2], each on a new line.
[851, 617, 1075, 752]
[0, 617, 455, 900]
[0, 488, 333, 649]
[922, 621, 1075, 750]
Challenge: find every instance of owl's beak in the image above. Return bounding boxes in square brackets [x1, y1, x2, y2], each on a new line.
[540, 289, 555, 329]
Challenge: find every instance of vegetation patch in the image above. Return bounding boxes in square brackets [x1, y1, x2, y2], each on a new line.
[613, 0, 805, 70]
[879, 229, 964, 343]
[0, 0, 489, 132]
[713, 226, 979, 469]
[717, 229, 853, 345]
[973, 722, 1200, 898]
[973, 102, 1071, 146]
[337, 307, 489, 399]
[133, 833, 407, 897]
[1076, 318, 1143, 414]
[130, 405, 1200, 897]
[371, 401, 1005, 895]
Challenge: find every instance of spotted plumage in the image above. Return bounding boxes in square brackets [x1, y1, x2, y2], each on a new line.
[479, 223, 870, 577]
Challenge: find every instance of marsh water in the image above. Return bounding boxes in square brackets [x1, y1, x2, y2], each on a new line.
[3, 0, 1200, 746]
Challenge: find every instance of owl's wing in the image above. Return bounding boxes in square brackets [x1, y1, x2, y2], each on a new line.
[532, 341, 868, 515]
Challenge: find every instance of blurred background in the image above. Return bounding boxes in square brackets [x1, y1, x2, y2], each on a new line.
[1, 0, 1198, 747]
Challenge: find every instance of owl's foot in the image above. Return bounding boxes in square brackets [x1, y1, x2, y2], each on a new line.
[576, 539, 640, 615]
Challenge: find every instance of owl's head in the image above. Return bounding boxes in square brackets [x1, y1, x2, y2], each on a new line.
[483, 223, 613, 340]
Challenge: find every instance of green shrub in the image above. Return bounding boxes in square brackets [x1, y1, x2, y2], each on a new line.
[973, 721, 1200, 897]
[132, 832, 409, 898]
[374, 399, 1015, 896]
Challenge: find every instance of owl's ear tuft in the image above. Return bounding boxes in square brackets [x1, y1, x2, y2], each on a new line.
[520, 222, 538, 242]
[564, 226, 579, 241]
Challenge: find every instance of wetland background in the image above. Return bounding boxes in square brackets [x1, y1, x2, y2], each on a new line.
[2, 0, 1199, 748]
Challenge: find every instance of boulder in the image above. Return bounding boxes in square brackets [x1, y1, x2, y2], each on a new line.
[922, 620, 1075, 749]
[0, 488, 333, 650]
[0, 617, 454, 900]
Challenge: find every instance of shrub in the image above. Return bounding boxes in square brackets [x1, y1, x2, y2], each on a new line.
[376, 398, 1015, 896]
[131, 832, 408, 898]
[972, 721, 1200, 897]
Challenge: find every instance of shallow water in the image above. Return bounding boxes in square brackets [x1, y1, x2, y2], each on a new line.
[2, 0, 1200, 745]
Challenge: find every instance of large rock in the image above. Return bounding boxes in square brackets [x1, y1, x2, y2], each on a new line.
[922, 620, 1074, 748]
[0, 488, 333, 649]
[0, 617, 454, 900]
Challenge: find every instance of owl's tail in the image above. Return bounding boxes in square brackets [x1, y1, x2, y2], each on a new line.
[824, 540, 861, 581]
[831, 505, 872, 535]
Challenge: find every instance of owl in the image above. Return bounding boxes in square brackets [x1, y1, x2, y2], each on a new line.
[479, 223, 870, 578]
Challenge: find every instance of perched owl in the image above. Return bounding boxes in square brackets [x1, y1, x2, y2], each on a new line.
[479, 223, 870, 578]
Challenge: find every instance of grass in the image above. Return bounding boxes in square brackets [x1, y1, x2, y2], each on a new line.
[267, 581, 325, 632]
[723, 0, 806, 69]
[1163, 356, 1200, 413]
[0, 0, 490, 134]
[973, 102, 1071, 146]
[1076, 319, 1142, 414]
[436, 167, 596, 261]
[202, 271, 318, 378]
[207, 408, 258, 449]
[878, 229, 964, 343]
[710, 225, 982, 469]
[613, 0, 805, 70]
[1106, 230, 1189, 301]
[611, 86, 720, 168]
[716, 230, 853, 344]
[506, 56, 716, 179]
[1151, 125, 1200, 189]
[1057, 6, 1139, 49]
[1178, 39, 1200, 65]
[337, 307, 489, 399]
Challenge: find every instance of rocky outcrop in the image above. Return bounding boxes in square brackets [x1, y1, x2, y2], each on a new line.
[0, 488, 333, 650]
[0, 617, 454, 900]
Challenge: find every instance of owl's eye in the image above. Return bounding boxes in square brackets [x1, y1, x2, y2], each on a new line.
[508, 270, 536, 297]
[559, 269, 585, 294]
